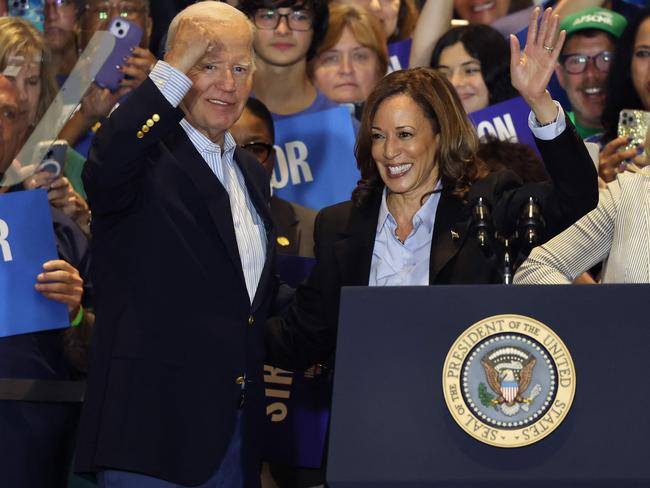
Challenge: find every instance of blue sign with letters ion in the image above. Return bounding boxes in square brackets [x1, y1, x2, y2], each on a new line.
[0, 189, 68, 337]
[272, 106, 359, 211]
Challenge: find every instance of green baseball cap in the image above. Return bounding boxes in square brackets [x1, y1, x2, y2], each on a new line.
[560, 7, 628, 39]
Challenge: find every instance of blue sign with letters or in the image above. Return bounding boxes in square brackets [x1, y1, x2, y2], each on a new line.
[0, 190, 68, 337]
[272, 106, 359, 211]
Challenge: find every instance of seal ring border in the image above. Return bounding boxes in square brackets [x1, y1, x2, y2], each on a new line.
[441, 313, 576, 448]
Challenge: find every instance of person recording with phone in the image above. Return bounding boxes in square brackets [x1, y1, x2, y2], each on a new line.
[0, 16, 91, 236]
[598, 7, 650, 183]
[0, 73, 94, 488]
[58, 0, 157, 158]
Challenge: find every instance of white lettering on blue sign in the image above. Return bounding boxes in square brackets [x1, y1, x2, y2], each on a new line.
[271, 141, 314, 189]
[0, 219, 13, 262]
[476, 113, 519, 142]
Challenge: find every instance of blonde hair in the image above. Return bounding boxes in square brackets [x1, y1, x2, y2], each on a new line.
[0, 17, 57, 126]
[309, 3, 388, 79]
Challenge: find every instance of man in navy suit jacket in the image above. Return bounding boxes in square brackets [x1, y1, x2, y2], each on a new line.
[75, 3, 282, 487]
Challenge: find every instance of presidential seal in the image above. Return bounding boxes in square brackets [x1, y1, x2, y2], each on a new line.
[442, 314, 575, 448]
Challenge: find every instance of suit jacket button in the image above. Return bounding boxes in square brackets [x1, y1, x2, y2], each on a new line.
[248, 315, 254, 326]
[236, 376, 245, 385]
[136, 130, 144, 139]
[146, 119, 154, 127]
[152, 114, 160, 122]
[142, 125, 149, 133]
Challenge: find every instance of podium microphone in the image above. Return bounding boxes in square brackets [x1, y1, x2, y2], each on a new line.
[518, 197, 544, 250]
[473, 197, 493, 251]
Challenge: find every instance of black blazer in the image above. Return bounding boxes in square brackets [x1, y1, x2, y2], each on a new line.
[271, 196, 316, 257]
[267, 121, 598, 370]
[75, 79, 276, 487]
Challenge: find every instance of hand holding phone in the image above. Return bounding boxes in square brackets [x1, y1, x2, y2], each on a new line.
[94, 17, 144, 92]
[37, 140, 67, 177]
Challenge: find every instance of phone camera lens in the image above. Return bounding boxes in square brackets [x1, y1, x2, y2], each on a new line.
[46, 151, 53, 158]
[118, 29, 124, 35]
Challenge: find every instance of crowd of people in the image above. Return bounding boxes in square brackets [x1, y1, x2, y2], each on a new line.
[0, 0, 648, 487]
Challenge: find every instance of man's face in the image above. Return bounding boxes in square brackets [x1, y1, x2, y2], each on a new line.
[0, 76, 21, 174]
[182, 20, 254, 145]
[80, 0, 152, 49]
[252, 6, 314, 67]
[44, 0, 79, 52]
[555, 32, 615, 129]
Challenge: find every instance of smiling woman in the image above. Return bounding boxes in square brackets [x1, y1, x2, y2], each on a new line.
[430, 23, 517, 114]
[267, 9, 600, 375]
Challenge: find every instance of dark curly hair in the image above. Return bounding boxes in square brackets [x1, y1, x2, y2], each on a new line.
[601, 7, 650, 144]
[430, 24, 518, 106]
[240, 0, 329, 60]
[352, 67, 488, 208]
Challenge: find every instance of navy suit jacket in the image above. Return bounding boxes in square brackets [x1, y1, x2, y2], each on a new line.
[75, 79, 277, 487]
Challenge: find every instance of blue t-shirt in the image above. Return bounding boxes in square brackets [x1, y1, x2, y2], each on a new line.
[270, 90, 339, 121]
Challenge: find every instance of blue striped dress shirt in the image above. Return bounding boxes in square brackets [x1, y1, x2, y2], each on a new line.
[149, 61, 267, 302]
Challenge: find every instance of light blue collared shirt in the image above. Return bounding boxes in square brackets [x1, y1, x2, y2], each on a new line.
[369, 186, 442, 287]
[149, 61, 267, 303]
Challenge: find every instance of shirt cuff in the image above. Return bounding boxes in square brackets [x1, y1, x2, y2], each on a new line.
[527, 101, 566, 141]
[149, 60, 192, 108]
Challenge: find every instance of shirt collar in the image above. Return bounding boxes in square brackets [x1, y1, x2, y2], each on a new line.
[376, 181, 442, 234]
[180, 119, 237, 157]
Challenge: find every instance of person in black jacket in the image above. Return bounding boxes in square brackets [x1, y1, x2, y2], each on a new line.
[266, 7, 599, 369]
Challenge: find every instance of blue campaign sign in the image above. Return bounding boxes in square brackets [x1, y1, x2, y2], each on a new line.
[388, 38, 412, 73]
[272, 106, 359, 211]
[0, 190, 68, 337]
[469, 96, 539, 154]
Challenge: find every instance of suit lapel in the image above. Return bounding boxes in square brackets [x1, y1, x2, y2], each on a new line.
[429, 192, 471, 283]
[333, 196, 380, 286]
[164, 125, 247, 289]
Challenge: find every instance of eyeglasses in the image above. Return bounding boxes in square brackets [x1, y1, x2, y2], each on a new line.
[560, 51, 613, 74]
[85, 1, 146, 21]
[241, 142, 274, 164]
[252, 8, 314, 31]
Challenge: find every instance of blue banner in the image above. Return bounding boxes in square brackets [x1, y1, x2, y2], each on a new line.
[388, 38, 412, 73]
[272, 106, 359, 211]
[469, 96, 539, 154]
[0, 190, 68, 337]
[263, 364, 332, 468]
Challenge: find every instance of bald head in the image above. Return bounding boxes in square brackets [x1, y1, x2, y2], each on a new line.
[0, 75, 20, 174]
[167, 1, 255, 53]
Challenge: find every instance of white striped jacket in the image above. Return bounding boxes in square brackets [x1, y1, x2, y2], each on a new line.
[514, 171, 650, 284]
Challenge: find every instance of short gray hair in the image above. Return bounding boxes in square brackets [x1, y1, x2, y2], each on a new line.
[166, 1, 255, 54]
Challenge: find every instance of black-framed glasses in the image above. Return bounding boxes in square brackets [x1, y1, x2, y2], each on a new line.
[241, 142, 274, 163]
[85, 1, 146, 21]
[560, 51, 613, 74]
[252, 8, 314, 31]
